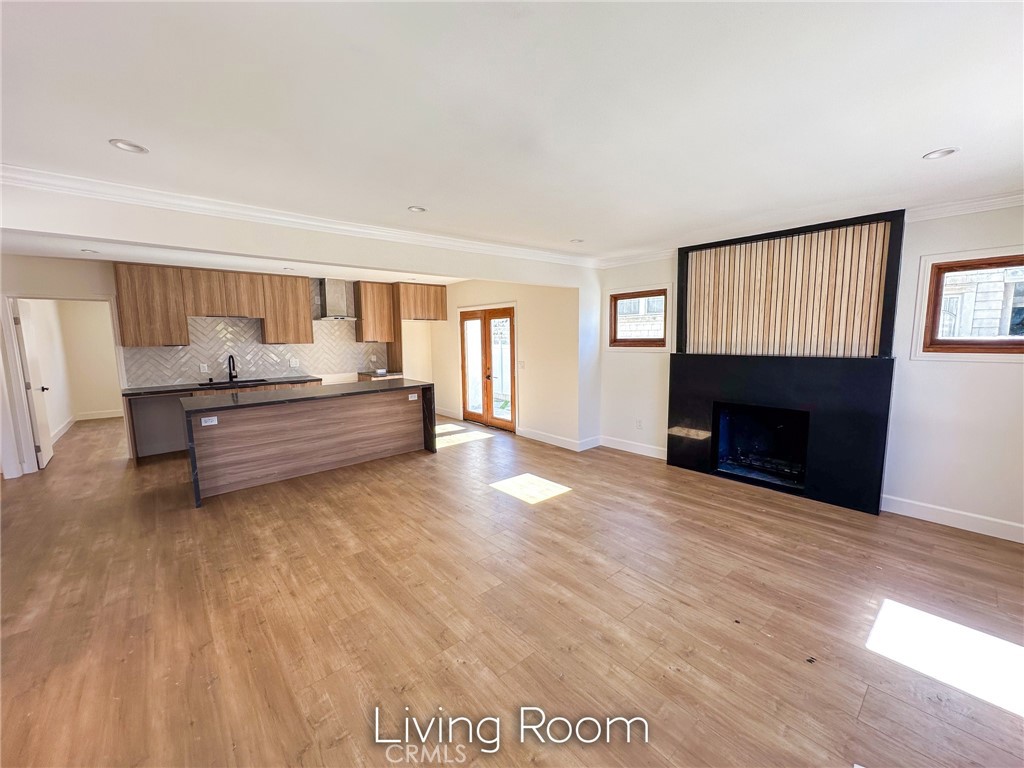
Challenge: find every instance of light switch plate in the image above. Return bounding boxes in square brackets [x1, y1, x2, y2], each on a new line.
[200, 416, 218, 426]
[289, 358, 300, 368]
[199, 363, 210, 373]
[408, 393, 418, 401]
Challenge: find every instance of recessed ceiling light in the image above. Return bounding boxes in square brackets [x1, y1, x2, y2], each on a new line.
[108, 138, 149, 154]
[570, 239, 584, 244]
[407, 206, 427, 213]
[80, 248, 100, 254]
[282, 267, 295, 271]
[922, 147, 960, 160]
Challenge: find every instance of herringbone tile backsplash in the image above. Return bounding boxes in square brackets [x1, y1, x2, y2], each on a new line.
[122, 317, 386, 386]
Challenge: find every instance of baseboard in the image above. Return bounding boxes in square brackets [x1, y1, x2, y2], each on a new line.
[600, 435, 667, 460]
[882, 494, 1024, 544]
[436, 406, 462, 420]
[517, 426, 591, 453]
[50, 416, 74, 443]
[76, 409, 123, 420]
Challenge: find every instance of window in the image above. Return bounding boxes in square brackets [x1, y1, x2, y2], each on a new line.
[610, 289, 667, 348]
[923, 255, 1024, 353]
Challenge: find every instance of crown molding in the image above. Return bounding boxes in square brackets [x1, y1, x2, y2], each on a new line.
[596, 249, 676, 269]
[906, 192, 1024, 222]
[1, 165, 598, 269]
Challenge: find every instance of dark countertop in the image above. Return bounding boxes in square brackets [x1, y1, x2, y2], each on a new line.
[122, 375, 322, 397]
[181, 378, 432, 415]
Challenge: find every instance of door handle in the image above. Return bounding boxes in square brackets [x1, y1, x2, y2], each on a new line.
[485, 375, 492, 381]
[40, 386, 50, 392]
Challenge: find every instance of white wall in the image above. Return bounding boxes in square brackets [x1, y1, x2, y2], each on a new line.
[17, 299, 74, 441]
[883, 206, 1024, 542]
[599, 257, 677, 458]
[1, 351, 24, 478]
[431, 280, 582, 449]
[399, 321, 434, 383]
[56, 300, 123, 419]
[1, 253, 116, 299]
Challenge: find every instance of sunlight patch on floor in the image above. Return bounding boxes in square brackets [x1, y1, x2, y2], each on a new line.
[436, 430, 494, 448]
[489, 473, 572, 504]
[866, 598, 1024, 717]
[435, 423, 466, 435]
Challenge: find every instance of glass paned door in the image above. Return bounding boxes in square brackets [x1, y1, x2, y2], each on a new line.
[460, 308, 516, 431]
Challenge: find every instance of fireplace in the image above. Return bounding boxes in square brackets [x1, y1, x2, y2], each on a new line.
[713, 402, 809, 491]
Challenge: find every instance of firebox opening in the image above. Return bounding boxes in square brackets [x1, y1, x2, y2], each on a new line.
[713, 402, 810, 491]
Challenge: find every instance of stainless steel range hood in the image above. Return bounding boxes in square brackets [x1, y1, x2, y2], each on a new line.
[316, 279, 357, 320]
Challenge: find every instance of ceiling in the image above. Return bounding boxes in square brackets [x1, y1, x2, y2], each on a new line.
[0, 230, 465, 285]
[2, 3, 1022, 261]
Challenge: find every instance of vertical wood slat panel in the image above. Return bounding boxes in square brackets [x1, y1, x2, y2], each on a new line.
[685, 221, 890, 357]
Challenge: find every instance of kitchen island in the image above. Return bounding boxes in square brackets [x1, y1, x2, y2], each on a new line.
[182, 378, 435, 506]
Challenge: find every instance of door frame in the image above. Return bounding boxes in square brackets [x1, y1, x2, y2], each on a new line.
[1, 292, 126, 476]
[458, 303, 517, 432]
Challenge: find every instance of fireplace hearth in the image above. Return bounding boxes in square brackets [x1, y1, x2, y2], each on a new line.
[713, 402, 809, 490]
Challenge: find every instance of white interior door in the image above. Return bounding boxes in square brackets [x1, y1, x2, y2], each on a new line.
[14, 301, 54, 468]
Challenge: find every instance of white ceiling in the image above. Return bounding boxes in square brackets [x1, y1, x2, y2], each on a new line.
[2, 3, 1022, 261]
[0, 230, 465, 285]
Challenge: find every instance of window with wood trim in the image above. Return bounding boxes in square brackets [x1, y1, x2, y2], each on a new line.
[923, 254, 1024, 353]
[610, 289, 667, 347]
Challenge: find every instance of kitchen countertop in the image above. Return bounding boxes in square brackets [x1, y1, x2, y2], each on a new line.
[122, 375, 323, 397]
[181, 378, 432, 415]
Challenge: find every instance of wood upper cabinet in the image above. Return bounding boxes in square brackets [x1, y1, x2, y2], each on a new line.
[354, 281, 395, 342]
[182, 268, 228, 317]
[396, 283, 447, 321]
[182, 269, 265, 318]
[114, 263, 190, 347]
[261, 274, 313, 344]
[224, 271, 265, 318]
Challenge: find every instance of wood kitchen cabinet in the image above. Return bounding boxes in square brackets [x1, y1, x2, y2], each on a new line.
[354, 281, 395, 342]
[114, 263, 190, 346]
[182, 269, 266, 319]
[224, 271, 265, 318]
[395, 283, 447, 321]
[261, 274, 314, 344]
[182, 268, 228, 317]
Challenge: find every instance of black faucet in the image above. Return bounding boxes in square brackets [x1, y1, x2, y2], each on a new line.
[228, 354, 238, 382]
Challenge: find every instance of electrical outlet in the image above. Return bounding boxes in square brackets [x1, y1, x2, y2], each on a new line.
[635, 418, 643, 430]
[518, 360, 526, 370]
[200, 416, 218, 427]
[371, 355, 378, 364]
[408, 393, 418, 401]
[199, 363, 210, 373]
[289, 358, 300, 368]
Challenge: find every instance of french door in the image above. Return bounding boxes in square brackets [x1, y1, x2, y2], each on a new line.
[460, 307, 516, 431]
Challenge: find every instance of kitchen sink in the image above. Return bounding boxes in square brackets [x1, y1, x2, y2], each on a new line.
[197, 378, 268, 388]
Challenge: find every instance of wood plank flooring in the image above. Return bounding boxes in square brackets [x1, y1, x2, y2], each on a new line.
[2, 417, 1022, 767]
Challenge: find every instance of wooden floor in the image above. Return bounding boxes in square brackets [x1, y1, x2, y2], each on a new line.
[2, 418, 1022, 767]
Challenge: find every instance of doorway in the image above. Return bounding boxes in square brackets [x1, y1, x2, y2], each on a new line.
[460, 307, 516, 431]
[10, 298, 123, 470]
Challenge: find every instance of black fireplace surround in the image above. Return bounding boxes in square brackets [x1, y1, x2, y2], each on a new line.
[669, 354, 894, 514]
[667, 211, 903, 516]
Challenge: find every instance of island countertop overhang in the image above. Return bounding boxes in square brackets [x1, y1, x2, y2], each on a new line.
[180, 377, 433, 414]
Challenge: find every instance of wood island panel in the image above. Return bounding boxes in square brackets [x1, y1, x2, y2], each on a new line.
[189, 388, 427, 502]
